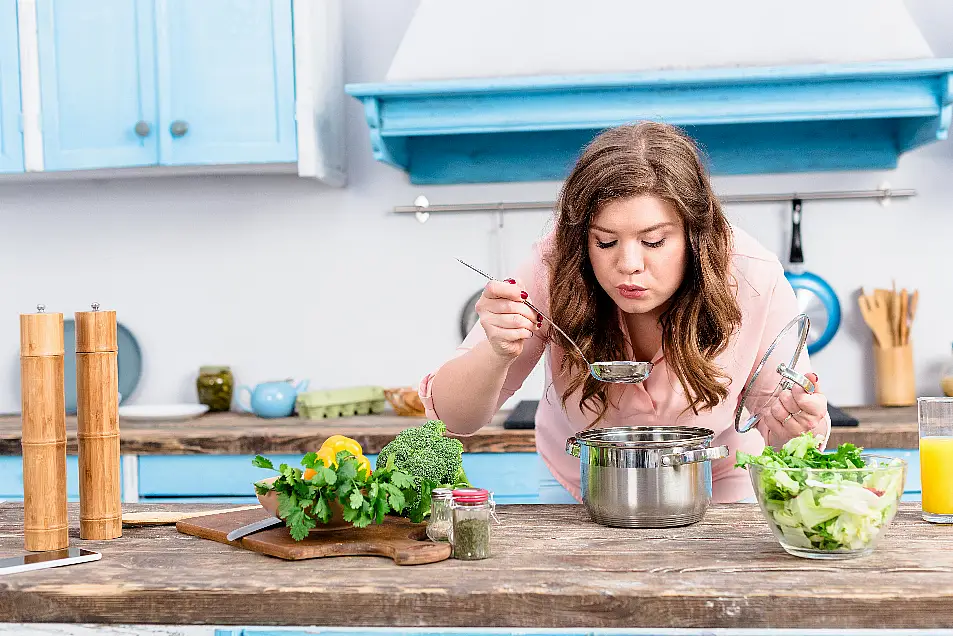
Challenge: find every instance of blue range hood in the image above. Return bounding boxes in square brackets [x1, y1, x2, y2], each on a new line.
[346, 60, 953, 185]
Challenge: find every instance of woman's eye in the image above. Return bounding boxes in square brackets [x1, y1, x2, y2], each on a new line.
[596, 240, 617, 249]
[643, 238, 665, 249]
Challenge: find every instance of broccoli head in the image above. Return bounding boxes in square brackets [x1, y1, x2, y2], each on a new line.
[376, 419, 470, 515]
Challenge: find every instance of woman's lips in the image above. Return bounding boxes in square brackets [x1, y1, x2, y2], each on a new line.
[617, 284, 647, 300]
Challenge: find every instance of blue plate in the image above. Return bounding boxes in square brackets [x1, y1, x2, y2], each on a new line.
[63, 319, 142, 414]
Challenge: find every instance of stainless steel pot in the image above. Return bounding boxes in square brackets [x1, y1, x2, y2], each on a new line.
[565, 426, 729, 528]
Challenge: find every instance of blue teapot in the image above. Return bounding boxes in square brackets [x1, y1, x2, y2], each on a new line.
[237, 378, 309, 418]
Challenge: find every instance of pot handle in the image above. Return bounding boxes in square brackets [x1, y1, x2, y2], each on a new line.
[565, 437, 580, 458]
[660, 445, 729, 467]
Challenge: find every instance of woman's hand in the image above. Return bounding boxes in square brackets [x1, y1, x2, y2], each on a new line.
[762, 373, 828, 444]
[475, 278, 542, 360]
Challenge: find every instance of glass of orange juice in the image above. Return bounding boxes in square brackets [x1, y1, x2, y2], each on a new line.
[918, 397, 953, 523]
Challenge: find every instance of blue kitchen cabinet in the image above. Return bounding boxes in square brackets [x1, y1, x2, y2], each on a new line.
[137, 453, 310, 498]
[155, 0, 297, 166]
[34, 0, 295, 172]
[0, 0, 23, 173]
[0, 455, 126, 501]
[36, 0, 158, 171]
[135, 450, 925, 505]
[0, 449, 925, 505]
[136, 453, 549, 504]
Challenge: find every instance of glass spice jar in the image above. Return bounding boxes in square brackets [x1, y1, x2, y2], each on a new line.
[426, 488, 453, 542]
[450, 487, 494, 560]
[196, 366, 234, 412]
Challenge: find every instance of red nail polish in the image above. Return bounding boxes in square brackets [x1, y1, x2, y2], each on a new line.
[505, 279, 516, 284]
[520, 291, 528, 299]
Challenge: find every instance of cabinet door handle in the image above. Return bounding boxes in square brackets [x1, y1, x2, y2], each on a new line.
[134, 121, 151, 137]
[170, 120, 189, 138]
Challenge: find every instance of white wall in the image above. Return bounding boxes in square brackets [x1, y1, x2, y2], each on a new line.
[0, 0, 951, 414]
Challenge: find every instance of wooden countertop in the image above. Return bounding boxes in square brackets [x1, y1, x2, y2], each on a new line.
[0, 501, 948, 629]
[0, 404, 918, 455]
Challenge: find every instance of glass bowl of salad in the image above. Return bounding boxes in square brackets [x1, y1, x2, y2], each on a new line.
[737, 432, 907, 559]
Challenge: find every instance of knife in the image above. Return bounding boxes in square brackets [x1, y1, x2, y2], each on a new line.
[226, 516, 283, 542]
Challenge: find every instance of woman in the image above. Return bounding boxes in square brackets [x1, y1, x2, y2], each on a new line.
[418, 121, 830, 504]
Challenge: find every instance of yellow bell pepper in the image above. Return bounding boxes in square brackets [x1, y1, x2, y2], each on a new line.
[304, 435, 372, 479]
[321, 435, 363, 458]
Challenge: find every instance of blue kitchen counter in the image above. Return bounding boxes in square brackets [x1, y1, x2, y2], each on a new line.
[0, 406, 922, 504]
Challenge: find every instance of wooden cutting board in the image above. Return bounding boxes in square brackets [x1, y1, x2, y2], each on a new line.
[123, 505, 262, 526]
[175, 507, 451, 566]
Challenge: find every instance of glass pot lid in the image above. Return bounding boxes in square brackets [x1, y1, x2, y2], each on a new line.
[734, 313, 816, 433]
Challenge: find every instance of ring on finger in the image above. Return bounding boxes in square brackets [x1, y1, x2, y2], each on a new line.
[783, 409, 803, 425]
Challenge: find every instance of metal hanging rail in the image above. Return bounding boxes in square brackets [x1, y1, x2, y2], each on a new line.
[395, 187, 917, 217]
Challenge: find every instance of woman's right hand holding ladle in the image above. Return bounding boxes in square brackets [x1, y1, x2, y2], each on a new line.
[475, 277, 543, 361]
[459, 259, 651, 384]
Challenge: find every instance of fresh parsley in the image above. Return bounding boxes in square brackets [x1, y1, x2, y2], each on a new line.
[252, 451, 433, 540]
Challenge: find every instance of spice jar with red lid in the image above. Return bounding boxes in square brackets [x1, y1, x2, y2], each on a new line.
[450, 487, 494, 560]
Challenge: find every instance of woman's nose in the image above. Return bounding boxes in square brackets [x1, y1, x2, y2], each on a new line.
[618, 243, 644, 274]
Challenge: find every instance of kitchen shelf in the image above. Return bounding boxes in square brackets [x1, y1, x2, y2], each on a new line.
[347, 59, 953, 184]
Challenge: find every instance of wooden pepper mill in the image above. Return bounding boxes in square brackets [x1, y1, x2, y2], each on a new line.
[20, 304, 69, 552]
[75, 303, 122, 540]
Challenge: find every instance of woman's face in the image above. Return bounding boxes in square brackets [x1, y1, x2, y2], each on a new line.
[587, 194, 688, 316]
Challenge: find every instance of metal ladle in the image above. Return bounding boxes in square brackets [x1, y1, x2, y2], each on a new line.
[456, 259, 653, 384]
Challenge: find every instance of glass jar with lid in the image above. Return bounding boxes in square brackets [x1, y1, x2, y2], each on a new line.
[450, 487, 494, 560]
[426, 488, 453, 542]
[196, 366, 234, 412]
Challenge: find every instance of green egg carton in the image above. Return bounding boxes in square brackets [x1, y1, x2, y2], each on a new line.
[296, 386, 387, 420]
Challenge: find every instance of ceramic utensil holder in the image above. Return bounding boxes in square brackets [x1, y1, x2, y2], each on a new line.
[874, 342, 916, 407]
[20, 305, 69, 552]
[75, 304, 122, 540]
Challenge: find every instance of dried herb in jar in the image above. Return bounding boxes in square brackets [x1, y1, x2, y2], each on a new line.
[450, 487, 494, 560]
[452, 517, 491, 560]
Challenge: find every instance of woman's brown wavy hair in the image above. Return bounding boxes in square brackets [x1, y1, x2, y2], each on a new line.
[544, 121, 742, 426]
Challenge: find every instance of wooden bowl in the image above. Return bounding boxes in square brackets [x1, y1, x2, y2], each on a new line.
[255, 476, 351, 532]
[384, 387, 426, 417]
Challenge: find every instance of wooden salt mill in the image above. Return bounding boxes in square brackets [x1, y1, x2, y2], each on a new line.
[75, 303, 122, 540]
[20, 304, 69, 551]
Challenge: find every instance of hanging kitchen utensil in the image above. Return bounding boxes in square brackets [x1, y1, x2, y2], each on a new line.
[783, 199, 841, 355]
[457, 259, 653, 384]
[459, 289, 482, 340]
[734, 313, 816, 433]
[460, 211, 507, 340]
[857, 289, 893, 348]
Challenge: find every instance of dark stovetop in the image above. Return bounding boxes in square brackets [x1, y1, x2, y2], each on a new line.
[503, 400, 859, 429]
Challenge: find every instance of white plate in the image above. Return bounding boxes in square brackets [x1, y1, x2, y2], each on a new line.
[118, 404, 210, 422]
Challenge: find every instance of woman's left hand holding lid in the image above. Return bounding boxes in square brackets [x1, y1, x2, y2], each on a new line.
[762, 373, 827, 442]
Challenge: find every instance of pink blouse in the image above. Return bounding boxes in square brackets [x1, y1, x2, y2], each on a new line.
[419, 225, 830, 504]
